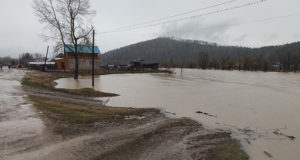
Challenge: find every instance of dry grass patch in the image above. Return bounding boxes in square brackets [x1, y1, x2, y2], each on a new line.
[29, 96, 158, 123]
[22, 70, 59, 88]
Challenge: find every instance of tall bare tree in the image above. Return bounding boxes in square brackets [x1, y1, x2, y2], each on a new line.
[32, 0, 95, 79]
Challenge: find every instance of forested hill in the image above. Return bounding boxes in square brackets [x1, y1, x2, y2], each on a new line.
[101, 37, 300, 70]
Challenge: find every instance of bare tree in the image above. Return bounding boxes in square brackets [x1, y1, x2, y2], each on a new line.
[34, 53, 43, 59]
[32, 0, 95, 79]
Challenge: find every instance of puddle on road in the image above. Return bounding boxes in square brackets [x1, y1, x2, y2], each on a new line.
[56, 69, 300, 160]
[0, 69, 48, 158]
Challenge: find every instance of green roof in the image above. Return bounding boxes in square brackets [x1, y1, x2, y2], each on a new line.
[64, 45, 100, 54]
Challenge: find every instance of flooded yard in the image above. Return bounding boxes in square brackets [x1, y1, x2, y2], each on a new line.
[56, 69, 300, 160]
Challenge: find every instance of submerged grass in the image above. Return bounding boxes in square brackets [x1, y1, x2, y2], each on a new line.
[208, 139, 249, 160]
[22, 71, 118, 97]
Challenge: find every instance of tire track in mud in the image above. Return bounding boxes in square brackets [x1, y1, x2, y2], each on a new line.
[6, 118, 223, 160]
[0, 69, 56, 159]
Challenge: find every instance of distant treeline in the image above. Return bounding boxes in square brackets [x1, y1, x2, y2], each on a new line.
[0, 53, 43, 66]
[161, 51, 300, 72]
[0, 56, 18, 66]
[102, 37, 300, 72]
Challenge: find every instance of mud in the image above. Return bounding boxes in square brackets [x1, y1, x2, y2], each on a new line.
[6, 118, 227, 160]
[1, 69, 246, 160]
[0, 69, 56, 159]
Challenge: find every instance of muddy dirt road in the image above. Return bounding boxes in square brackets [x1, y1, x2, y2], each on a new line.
[0, 69, 54, 159]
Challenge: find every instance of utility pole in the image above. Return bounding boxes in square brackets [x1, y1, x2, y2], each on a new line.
[63, 47, 66, 72]
[44, 46, 49, 71]
[19, 54, 21, 68]
[92, 30, 95, 87]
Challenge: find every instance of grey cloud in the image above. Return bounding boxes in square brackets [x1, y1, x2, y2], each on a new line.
[232, 34, 249, 44]
[159, 18, 238, 42]
[233, 34, 248, 43]
[1, 0, 300, 56]
[262, 33, 279, 43]
[293, 33, 300, 39]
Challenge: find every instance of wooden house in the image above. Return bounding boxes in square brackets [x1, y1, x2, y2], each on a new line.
[55, 45, 101, 72]
[129, 59, 159, 71]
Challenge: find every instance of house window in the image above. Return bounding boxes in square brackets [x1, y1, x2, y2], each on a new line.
[86, 60, 95, 66]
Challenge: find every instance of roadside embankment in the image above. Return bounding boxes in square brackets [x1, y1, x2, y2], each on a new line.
[12, 70, 249, 160]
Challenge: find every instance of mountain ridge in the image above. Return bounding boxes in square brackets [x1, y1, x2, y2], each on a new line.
[101, 37, 300, 70]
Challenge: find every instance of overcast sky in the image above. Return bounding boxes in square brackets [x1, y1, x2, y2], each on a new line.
[0, 0, 300, 57]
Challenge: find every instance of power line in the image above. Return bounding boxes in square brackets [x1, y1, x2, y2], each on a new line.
[229, 12, 300, 27]
[106, 0, 240, 31]
[99, 0, 268, 35]
[155, 12, 300, 36]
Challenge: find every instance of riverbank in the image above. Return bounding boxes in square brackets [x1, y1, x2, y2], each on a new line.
[11, 70, 249, 160]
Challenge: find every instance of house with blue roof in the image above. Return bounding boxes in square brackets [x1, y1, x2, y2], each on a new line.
[55, 45, 101, 71]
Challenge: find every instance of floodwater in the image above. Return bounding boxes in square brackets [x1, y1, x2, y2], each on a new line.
[56, 69, 300, 160]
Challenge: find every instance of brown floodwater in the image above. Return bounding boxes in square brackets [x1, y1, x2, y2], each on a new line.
[56, 69, 300, 160]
